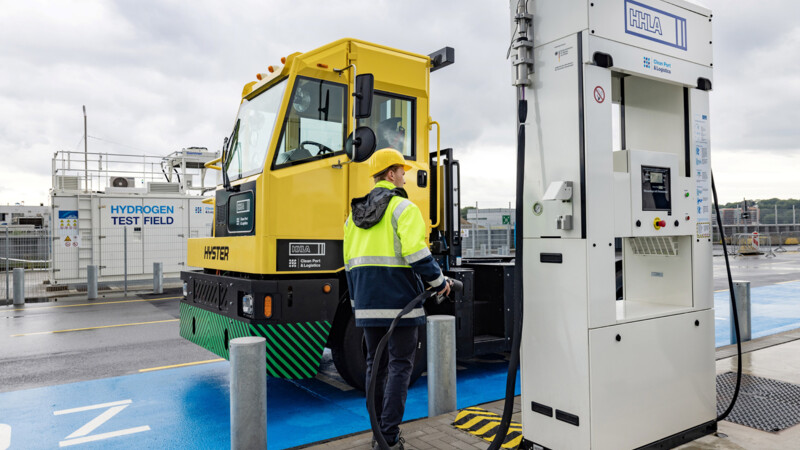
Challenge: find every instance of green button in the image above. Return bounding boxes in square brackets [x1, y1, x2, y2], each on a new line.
[685, 192, 690, 197]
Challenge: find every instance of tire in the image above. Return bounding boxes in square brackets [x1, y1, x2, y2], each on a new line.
[331, 313, 427, 392]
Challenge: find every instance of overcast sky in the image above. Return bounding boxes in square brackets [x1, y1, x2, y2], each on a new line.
[1, 0, 798, 208]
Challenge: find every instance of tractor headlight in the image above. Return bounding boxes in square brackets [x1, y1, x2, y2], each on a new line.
[242, 294, 254, 316]
[182, 282, 188, 298]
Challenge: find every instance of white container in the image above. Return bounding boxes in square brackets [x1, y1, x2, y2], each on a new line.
[51, 192, 213, 284]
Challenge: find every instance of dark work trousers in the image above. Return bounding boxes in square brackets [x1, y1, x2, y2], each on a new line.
[363, 325, 418, 443]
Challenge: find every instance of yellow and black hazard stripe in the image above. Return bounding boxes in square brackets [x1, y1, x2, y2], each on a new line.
[452, 406, 523, 449]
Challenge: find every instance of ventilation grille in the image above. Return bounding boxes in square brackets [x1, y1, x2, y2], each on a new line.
[629, 236, 679, 256]
[56, 175, 81, 191]
[148, 182, 181, 193]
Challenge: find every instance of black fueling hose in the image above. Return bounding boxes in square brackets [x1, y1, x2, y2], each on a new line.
[712, 173, 743, 422]
[487, 94, 527, 450]
[368, 280, 463, 450]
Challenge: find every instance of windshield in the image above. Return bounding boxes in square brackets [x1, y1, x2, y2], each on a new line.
[226, 79, 287, 179]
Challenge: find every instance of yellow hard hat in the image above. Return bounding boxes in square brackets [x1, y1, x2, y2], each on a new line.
[368, 148, 412, 177]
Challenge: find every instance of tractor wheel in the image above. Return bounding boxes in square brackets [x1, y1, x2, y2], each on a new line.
[330, 314, 426, 392]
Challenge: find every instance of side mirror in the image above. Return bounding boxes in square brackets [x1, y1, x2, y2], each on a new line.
[354, 74, 374, 119]
[345, 126, 377, 163]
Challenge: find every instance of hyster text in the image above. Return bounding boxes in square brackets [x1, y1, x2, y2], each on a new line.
[204, 246, 229, 261]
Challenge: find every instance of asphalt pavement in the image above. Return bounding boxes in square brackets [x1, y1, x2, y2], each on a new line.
[0, 288, 215, 393]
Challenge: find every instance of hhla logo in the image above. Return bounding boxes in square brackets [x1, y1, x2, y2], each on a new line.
[629, 6, 663, 36]
[624, 0, 688, 51]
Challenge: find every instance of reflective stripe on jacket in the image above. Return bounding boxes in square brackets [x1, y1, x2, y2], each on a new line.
[344, 181, 446, 327]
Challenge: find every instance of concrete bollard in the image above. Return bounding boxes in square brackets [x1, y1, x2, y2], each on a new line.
[731, 281, 752, 345]
[153, 262, 163, 294]
[427, 315, 457, 417]
[87, 265, 98, 300]
[230, 336, 267, 450]
[12, 268, 24, 306]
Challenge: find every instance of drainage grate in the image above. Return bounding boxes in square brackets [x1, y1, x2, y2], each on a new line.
[76, 284, 112, 292]
[717, 372, 800, 432]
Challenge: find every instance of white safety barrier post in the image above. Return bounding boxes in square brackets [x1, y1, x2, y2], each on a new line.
[230, 336, 267, 450]
[153, 262, 163, 294]
[87, 265, 98, 300]
[731, 281, 752, 345]
[427, 315, 457, 417]
[13, 268, 24, 305]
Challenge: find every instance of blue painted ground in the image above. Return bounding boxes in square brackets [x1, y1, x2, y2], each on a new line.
[0, 355, 519, 449]
[714, 281, 800, 347]
[1, 282, 797, 449]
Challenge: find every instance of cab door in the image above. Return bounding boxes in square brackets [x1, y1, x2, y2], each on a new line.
[269, 76, 350, 272]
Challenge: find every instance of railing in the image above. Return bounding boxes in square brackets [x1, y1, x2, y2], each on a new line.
[52, 150, 219, 194]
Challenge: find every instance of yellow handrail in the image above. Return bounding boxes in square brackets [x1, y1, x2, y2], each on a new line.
[201, 197, 214, 205]
[204, 156, 222, 171]
[428, 119, 442, 229]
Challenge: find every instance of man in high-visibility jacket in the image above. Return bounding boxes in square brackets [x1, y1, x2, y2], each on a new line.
[344, 148, 451, 449]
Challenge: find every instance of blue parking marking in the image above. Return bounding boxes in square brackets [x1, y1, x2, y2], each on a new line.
[714, 281, 800, 347]
[0, 356, 519, 449]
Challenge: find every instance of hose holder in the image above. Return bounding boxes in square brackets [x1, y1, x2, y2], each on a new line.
[512, 8, 534, 86]
[542, 181, 574, 231]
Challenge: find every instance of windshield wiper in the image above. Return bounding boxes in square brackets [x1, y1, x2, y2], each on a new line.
[222, 120, 240, 192]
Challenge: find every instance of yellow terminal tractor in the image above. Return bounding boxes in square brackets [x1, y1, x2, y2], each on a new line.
[180, 39, 516, 390]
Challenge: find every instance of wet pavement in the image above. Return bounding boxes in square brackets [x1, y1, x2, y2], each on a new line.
[1, 249, 799, 449]
[0, 289, 212, 392]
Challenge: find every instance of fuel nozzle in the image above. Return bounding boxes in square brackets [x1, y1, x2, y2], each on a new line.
[436, 278, 464, 304]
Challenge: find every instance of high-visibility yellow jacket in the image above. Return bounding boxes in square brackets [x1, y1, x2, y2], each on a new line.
[344, 180, 446, 327]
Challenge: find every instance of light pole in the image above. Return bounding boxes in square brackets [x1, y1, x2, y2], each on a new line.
[83, 105, 88, 192]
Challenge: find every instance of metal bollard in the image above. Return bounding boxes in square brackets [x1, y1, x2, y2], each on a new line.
[230, 336, 267, 450]
[427, 315, 457, 417]
[730, 281, 752, 345]
[13, 268, 24, 305]
[87, 265, 98, 300]
[5, 227, 8, 301]
[123, 226, 128, 296]
[153, 262, 163, 294]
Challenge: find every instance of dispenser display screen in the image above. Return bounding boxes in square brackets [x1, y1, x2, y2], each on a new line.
[641, 166, 671, 211]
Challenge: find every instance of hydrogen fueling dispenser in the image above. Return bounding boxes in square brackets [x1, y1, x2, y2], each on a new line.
[510, 0, 716, 448]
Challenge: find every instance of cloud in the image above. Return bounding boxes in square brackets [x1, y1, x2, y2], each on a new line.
[0, 0, 798, 208]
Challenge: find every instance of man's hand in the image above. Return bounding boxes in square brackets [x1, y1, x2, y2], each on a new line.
[437, 279, 452, 297]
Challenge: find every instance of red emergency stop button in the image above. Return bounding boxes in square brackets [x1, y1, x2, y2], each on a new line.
[653, 218, 666, 230]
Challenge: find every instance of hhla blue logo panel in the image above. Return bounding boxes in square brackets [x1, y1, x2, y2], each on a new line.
[625, 0, 688, 51]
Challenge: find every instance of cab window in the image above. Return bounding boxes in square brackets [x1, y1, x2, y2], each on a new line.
[358, 92, 415, 158]
[273, 77, 347, 167]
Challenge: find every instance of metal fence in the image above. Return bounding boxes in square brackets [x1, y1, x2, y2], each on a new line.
[712, 205, 800, 249]
[1, 224, 209, 302]
[462, 226, 515, 257]
[0, 226, 51, 299]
